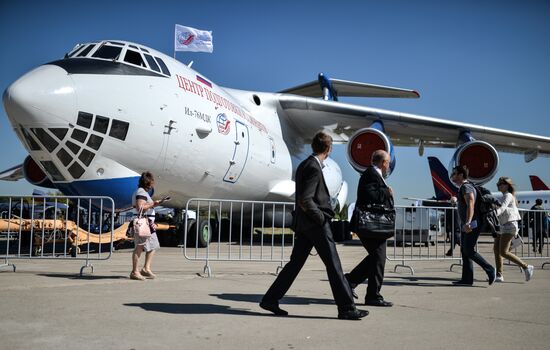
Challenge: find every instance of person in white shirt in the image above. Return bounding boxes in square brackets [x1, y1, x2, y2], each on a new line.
[493, 177, 533, 282]
[130, 172, 163, 281]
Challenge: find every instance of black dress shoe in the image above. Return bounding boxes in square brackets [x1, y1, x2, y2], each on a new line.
[260, 302, 288, 316]
[338, 308, 369, 320]
[451, 280, 473, 286]
[344, 274, 358, 299]
[365, 299, 393, 307]
[445, 249, 453, 257]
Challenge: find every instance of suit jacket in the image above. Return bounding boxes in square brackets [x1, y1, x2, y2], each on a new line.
[294, 155, 335, 233]
[356, 166, 394, 209]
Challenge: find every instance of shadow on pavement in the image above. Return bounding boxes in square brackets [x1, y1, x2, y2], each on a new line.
[37, 273, 127, 280]
[124, 302, 336, 320]
[211, 293, 335, 305]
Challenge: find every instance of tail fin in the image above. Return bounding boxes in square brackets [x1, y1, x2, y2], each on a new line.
[428, 156, 458, 200]
[529, 175, 549, 191]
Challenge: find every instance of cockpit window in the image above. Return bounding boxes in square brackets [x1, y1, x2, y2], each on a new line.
[68, 44, 85, 58]
[77, 44, 95, 57]
[65, 41, 170, 77]
[124, 50, 146, 68]
[155, 57, 171, 76]
[93, 44, 122, 60]
[144, 54, 160, 73]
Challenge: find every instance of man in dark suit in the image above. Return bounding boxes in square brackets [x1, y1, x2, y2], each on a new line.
[345, 150, 394, 307]
[260, 132, 368, 320]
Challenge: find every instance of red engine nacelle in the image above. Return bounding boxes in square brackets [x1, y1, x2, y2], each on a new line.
[450, 141, 499, 185]
[22, 156, 55, 188]
[346, 127, 395, 175]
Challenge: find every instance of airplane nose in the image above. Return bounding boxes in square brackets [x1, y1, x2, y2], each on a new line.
[3, 64, 76, 126]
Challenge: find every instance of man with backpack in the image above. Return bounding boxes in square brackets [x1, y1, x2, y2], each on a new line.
[450, 165, 496, 286]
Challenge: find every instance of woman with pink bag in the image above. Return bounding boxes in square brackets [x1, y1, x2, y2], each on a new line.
[130, 172, 162, 281]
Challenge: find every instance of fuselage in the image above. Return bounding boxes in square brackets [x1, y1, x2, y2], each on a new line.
[3, 40, 294, 208]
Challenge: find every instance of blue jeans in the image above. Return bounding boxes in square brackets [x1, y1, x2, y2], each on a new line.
[460, 228, 495, 284]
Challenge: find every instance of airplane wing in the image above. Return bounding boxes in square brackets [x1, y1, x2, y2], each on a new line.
[279, 77, 420, 99]
[277, 94, 550, 158]
[0, 164, 24, 181]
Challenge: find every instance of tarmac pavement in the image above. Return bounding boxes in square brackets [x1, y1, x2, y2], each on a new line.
[1, 241, 549, 350]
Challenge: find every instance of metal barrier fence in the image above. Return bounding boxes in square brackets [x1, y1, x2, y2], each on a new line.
[183, 198, 295, 277]
[0, 196, 115, 275]
[387, 205, 550, 274]
[182, 200, 549, 277]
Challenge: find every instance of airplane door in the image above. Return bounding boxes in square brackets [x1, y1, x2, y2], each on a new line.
[223, 121, 249, 183]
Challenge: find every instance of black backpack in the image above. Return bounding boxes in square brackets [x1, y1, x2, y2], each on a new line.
[474, 185, 500, 235]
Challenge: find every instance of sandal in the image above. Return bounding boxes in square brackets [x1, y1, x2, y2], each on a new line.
[130, 272, 146, 281]
[140, 269, 156, 279]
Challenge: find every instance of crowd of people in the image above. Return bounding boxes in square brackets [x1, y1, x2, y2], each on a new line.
[128, 131, 545, 321]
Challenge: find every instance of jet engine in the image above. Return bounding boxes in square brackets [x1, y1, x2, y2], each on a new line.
[22, 155, 55, 188]
[346, 123, 395, 177]
[449, 140, 499, 185]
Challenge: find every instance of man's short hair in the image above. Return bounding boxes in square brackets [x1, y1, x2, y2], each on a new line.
[451, 165, 469, 178]
[311, 132, 332, 154]
[536, 198, 543, 205]
[371, 150, 388, 165]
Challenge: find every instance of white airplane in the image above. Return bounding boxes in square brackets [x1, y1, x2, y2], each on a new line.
[2, 39, 550, 216]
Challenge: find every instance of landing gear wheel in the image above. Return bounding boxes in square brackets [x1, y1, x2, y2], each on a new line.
[188, 219, 213, 247]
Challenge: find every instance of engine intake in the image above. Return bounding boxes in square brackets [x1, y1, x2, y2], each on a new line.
[347, 127, 395, 176]
[450, 141, 499, 185]
[23, 155, 55, 188]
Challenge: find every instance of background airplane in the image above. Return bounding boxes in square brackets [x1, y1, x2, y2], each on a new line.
[530, 175, 549, 191]
[427, 156, 550, 209]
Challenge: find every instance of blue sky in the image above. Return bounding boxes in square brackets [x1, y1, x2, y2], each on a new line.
[1, 0, 549, 204]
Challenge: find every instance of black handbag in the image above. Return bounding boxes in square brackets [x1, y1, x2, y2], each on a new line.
[351, 204, 395, 240]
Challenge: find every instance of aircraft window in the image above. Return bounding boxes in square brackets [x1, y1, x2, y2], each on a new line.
[40, 161, 65, 181]
[144, 54, 161, 72]
[21, 128, 41, 151]
[93, 45, 122, 60]
[49, 128, 68, 141]
[93, 115, 110, 134]
[31, 128, 58, 152]
[124, 50, 146, 67]
[155, 57, 170, 76]
[71, 129, 88, 143]
[77, 44, 95, 57]
[109, 119, 129, 141]
[108, 41, 125, 46]
[87, 135, 103, 151]
[68, 162, 85, 179]
[141, 47, 149, 53]
[56, 148, 73, 166]
[66, 140, 81, 155]
[79, 149, 95, 166]
[77, 111, 93, 128]
[68, 44, 85, 58]
[130, 45, 139, 49]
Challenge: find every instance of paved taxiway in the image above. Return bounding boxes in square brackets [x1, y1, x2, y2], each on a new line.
[1, 239, 549, 349]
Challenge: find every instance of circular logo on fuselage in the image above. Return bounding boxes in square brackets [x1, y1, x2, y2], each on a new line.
[216, 113, 231, 135]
